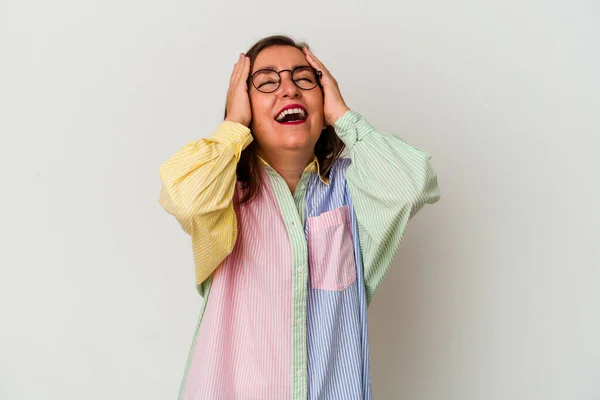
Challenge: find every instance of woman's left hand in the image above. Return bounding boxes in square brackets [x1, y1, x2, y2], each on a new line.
[303, 46, 350, 126]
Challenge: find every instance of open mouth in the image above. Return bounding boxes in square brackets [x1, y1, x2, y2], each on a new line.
[275, 105, 308, 125]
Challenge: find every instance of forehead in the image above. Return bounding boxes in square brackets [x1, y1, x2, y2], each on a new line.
[252, 46, 308, 72]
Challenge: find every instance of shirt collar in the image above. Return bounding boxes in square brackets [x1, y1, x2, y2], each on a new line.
[257, 154, 330, 185]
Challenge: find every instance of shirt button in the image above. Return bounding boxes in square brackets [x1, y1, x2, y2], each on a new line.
[297, 369, 303, 377]
[300, 183, 307, 190]
[296, 318, 302, 325]
[297, 265, 303, 273]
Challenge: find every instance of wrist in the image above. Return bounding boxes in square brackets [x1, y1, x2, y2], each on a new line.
[329, 106, 350, 125]
[225, 116, 250, 127]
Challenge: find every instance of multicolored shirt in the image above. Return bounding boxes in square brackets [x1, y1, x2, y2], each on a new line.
[158, 110, 441, 399]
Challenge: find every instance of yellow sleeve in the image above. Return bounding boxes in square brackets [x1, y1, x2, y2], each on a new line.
[158, 121, 253, 287]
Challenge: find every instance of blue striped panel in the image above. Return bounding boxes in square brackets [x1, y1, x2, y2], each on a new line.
[304, 157, 372, 400]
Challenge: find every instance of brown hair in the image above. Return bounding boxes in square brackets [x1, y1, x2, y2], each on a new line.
[224, 34, 346, 205]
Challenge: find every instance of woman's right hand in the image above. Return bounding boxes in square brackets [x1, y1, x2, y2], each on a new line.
[224, 53, 252, 127]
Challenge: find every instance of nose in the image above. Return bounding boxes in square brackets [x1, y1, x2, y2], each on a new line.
[278, 71, 301, 98]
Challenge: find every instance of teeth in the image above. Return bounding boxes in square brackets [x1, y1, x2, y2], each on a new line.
[276, 107, 307, 122]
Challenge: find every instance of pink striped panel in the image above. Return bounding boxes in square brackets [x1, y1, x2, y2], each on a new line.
[182, 178, 293, 399]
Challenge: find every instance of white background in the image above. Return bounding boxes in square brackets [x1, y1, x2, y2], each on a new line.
[1, 0, 599, 399]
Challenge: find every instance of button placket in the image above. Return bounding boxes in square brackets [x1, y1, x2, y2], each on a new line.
[266, 171, 309, 400]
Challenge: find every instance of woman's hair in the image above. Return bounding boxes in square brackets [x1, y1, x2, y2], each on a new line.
[224, 34, 346, 205]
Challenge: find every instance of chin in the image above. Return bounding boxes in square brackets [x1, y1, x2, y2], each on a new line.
[280, 136, 312, 150]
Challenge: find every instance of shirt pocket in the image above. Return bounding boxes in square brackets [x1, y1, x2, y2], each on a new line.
[307, 205, 357, 291]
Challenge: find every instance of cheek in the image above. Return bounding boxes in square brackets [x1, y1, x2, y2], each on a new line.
[250, 94, 273, 120]
[249, 95, 276, 136]
[310, 103, 325, 127]
[308, 92, 324, 118]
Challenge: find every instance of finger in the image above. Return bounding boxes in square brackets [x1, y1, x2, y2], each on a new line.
[303, 46, 318, 66]
[304, 50, 318, 69]
[231, 54, 244, 84]
[306, 54, 332, 83]
[230, 62, 238, 85]
[234, 56, 248, 88]
[304, 47, 329, 73]
[230, 56, 241, 84]
[241, 56, 251, 85]
[239, 56, 249, 79]
[303, 51, 323, 76]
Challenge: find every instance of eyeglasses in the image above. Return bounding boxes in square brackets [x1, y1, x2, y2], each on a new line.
[249, 66, 322, 93]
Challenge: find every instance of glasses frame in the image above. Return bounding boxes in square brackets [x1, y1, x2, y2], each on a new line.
[248, 66, 323, 93]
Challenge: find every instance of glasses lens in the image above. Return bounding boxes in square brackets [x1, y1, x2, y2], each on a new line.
[293, 67, 318, 90]
[252, 70, 280, 92]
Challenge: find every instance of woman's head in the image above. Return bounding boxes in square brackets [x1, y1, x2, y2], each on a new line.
[248, 45, 325, 157]
[226, 35, 345, 204]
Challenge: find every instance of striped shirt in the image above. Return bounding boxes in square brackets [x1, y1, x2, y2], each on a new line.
[158, 110, 441, 399]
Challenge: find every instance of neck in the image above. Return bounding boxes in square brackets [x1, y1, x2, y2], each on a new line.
[258, 148, 314, 194]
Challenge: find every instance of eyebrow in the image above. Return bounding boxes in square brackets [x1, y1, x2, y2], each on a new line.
[254, 64, 311, 71]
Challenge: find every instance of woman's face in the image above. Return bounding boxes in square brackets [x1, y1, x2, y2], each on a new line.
[248, 45, 325, 157]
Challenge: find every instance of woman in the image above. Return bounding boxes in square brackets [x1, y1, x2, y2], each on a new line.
[158, 35, 440, 400]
